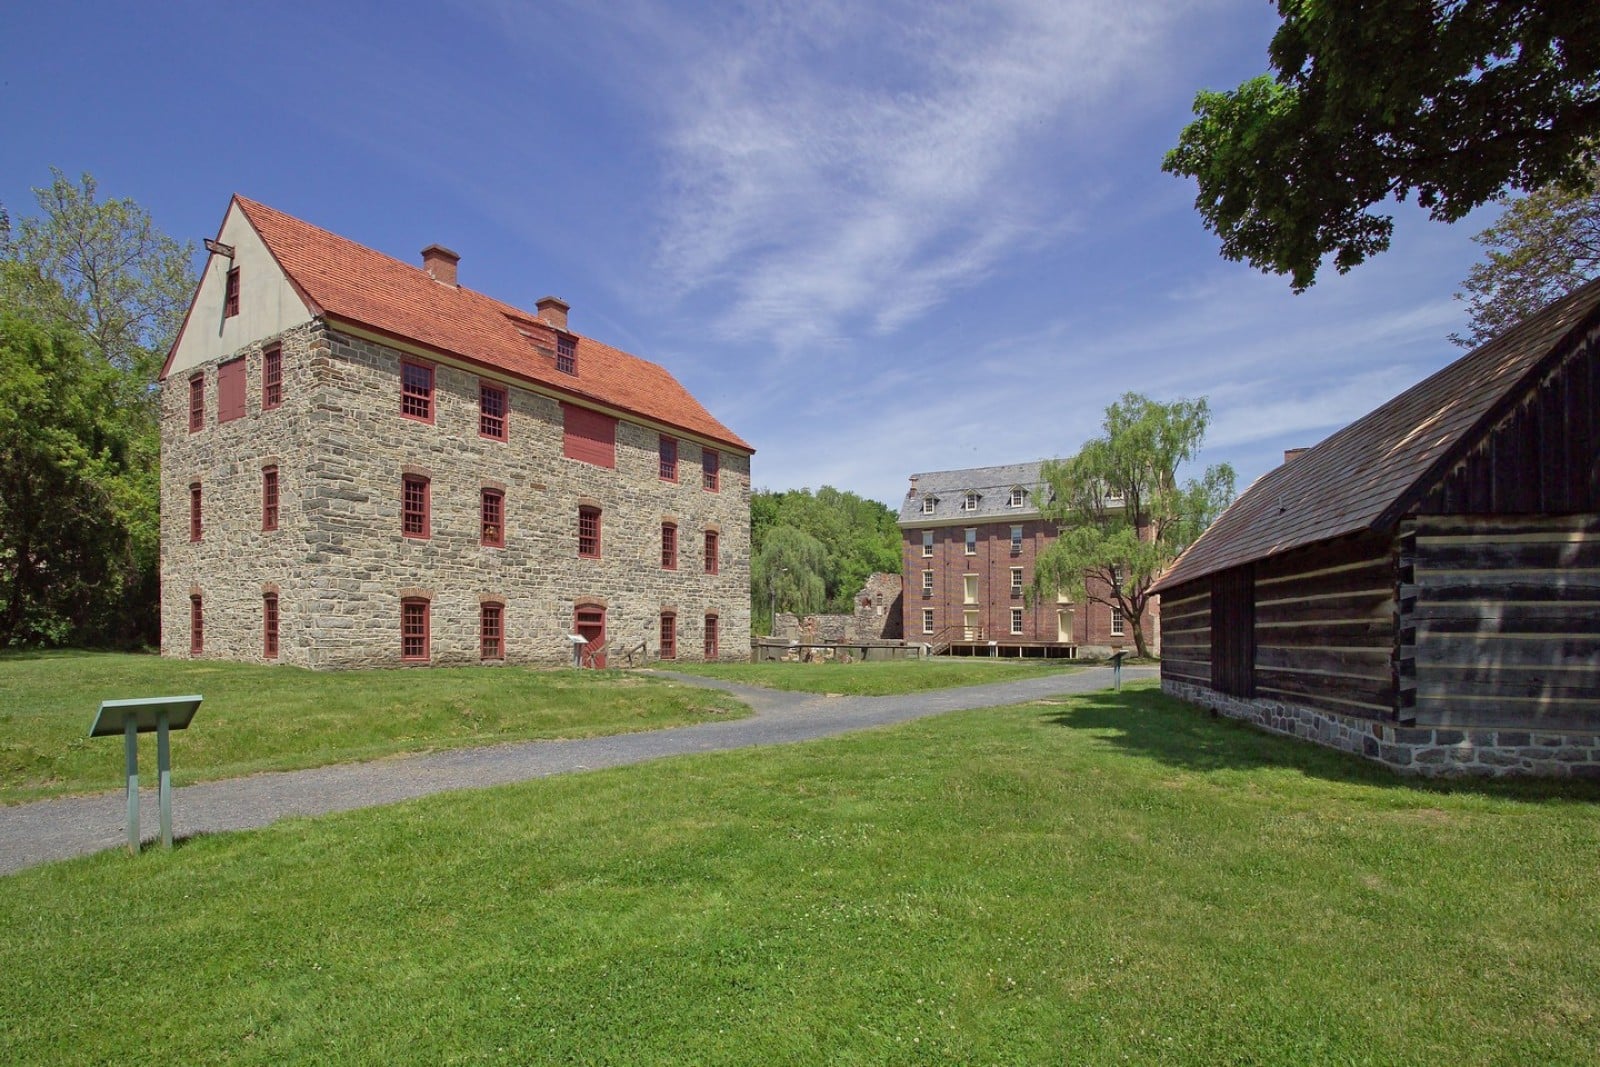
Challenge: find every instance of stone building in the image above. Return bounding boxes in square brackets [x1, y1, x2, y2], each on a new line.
[897, 462, 1156, 656]
[159, 196, 752, 668]
[772, 572, 904, 645]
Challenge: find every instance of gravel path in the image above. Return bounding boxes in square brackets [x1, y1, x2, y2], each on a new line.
[0, 665, 1155, 876]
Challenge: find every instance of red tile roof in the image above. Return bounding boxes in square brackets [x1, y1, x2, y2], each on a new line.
[1155, 276, 1600, 592]
[229, 196, 751, 452]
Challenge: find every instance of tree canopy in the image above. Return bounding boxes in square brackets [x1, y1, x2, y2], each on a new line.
[1164, 2, 1600, 290]
[749, 486, 901, 633]
[1029, 394, 1234, 658]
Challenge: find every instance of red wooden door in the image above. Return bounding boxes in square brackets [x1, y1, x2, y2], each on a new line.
[575, 606, 606, 668]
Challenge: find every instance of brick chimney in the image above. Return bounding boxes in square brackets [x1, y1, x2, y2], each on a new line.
[536, 295, 570, 331]
[421, 244, 459, 287]
[1283, 447, 1309, 464]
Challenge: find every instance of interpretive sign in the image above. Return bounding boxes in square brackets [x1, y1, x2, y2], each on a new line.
[89, 696, 202, 854]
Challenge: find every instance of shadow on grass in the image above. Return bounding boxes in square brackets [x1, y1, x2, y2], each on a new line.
[1042, 688, 1600, 804]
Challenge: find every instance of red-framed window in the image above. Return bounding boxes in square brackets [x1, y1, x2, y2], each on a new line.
[556, 334, 576, 375]
[264, 593, 279, 659]
[661, 522, 677, 570]
[224, 267, 240, 317]
[402, 475, 430, 539]
[401, 361, 434, 422]
[188, 374, 204, 432]
[481, 488, 504, 547]
[262, 345, 282, 410]
[704, 529, 719, 574]
[189, 483, 202, 542]
[217, 356, 246, 423]
[401, 598, 430, 661]
[704, 614, 719, 660]
[578, 506, 601, 558]
[659, 436, 678, 481]
[479, 382, 508, 440]
[659, 612, 676, 659]
[262, 465, 279, 531]
[481, 601, 504, 661]
[702, 448, 720, 492]
[190, 595, 204, 655]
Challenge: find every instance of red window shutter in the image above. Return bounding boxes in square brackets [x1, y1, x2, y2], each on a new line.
[218, 357, 247, 423]
[562, 404, 616, 468]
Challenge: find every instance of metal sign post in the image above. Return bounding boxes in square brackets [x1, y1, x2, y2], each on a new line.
[89, 696, 202, 853]
[1110, 651, 1127, 692]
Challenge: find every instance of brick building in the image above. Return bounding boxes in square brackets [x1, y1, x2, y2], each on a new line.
[159, 196, 752, 668]
[897, 462, 1156, 656]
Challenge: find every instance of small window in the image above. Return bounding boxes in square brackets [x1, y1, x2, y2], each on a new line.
[578, 505, 601, 558]
[262, 345, 282, 410]
[188, 374, 204, 432]
[704, 614, 719, 660]
[963, 574, 978, 604]
[402, 475, 430, 539]
[661, 522, 677, 570]
[964, 528, 977, 555]
[217, 356, 246, 423]
[1010, 525, 1023, 554]
[224, 266, 240, 318]
[921, 608, 934, 635]
[1009, 487, 1025, 508]
[1010, 608, 1024, 635]
[401, 361, 433, 422]
[962, 491, 979, 511]
[556, 334, 576, 375]
[1010, 567, 1023, 598]
[189, 483, 202, 542]
[702, 449, 720, 492]
[190, 595, 203, 655]
[481, 488, 504, 547]
[479, 383, 508, 440]
[1111, 606, 1126, 637]
[660, 613, 676, 660]
[704, 529, 719, 574]
[659, 436, 678, 481]
[264, 593, 279, 659]
[481, 602, 504, 661]
[921, 570, 933, 596]
[921, 496, 936, 514]
[921, 530, 933, 558]
[262, 466, 279, 531]
[402, 598, 430, 661]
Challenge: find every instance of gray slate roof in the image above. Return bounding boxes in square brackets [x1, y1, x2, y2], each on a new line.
[898, 461, 1048, 525]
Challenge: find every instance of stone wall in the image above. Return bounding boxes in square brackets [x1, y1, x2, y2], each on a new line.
[1164, 679, 1600, 779]
[773, 573, 903, 645]
[162, 321, 751, 668]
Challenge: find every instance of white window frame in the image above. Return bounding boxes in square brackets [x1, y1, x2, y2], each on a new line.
[1110, 605, 1126, 636]
[1008, 487, 1024, 508]
[921, 608, 934, 635]
[963, 573, 979, 605]
[1010, 567, 1023, 598]
[921, 569, 933, 595]
[922, 496, 936, 515]
[1010, 525, 1023, 553]
[1010, 607, 1023, 635]
[964, 527, 977, 555]
[962, 491, 979, 512]
[922, 530, 933, 557]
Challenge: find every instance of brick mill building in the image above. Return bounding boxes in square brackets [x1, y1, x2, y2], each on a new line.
[897, 463, 1156, 656]
[159, 196, 752, 669]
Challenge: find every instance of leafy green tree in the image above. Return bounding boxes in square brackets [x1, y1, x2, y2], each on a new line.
[749, 486, 900, 617]
[752, 526, 829, 634]
[1029, 394, 1235, 658]
[1451, 163, 1600, 347]
[1164, 2, 1600, 291]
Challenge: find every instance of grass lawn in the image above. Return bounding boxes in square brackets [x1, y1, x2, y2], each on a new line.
[3, 683, 1597, 1064]
[661, 656, 1087, 695]
[0, 651, 747, 803]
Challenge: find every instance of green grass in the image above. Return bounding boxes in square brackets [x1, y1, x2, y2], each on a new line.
[0, 650, 747, 803]
[661, 656, 1086, 695]
[3, 682, 1597, 1064]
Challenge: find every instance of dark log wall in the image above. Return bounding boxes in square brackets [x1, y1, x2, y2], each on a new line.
[1252, 534, 1398, 720]
[1158, 579, 1210, 689]
[1405, 513, 1600, 732]
[1210, 565, 1254, 696]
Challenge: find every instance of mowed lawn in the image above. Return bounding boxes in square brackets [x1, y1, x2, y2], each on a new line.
[662, 656, 1086, 695]
[3, 683, 1597, 1064]
[0, 651, 747, 803]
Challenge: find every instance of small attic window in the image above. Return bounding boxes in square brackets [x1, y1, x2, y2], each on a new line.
[962, 491, 979, 511]
[1008, 487, 1025, 507]
[556, 335, 576, 375]
[224, 267, 241, 318]
[921, 496, 936, 515]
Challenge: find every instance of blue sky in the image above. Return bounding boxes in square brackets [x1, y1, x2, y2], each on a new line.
[2, 1, 1496, 507]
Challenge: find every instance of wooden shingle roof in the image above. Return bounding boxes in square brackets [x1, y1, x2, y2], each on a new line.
[229, 196, 751, 452]
[1156, 276, 1600, 592]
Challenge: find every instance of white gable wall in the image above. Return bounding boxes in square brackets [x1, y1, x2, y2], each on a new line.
[165, 201, 312, 378]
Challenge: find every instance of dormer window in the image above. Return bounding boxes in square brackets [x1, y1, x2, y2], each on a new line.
[921, 496, 936, 515]
[962, 491, 979, 512]
[556, 335, 576, 375]
[1008, 487, 1025, 508]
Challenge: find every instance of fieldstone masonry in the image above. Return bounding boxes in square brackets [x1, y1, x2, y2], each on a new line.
[163, 322, 751, 667]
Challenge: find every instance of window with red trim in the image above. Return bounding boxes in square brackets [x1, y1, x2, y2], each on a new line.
[189, 483, 202, 542]
[481, 602, 504, 660]
[556, 334, 576, 375]
[660, 612, 676, 659]
[188, 374, 204, 432]
[262, 345, 282, 410]
[659, 436, 678, 481]
[578, 506, 601, 558]
[704, 614, 719, 660]
[702, 449, 720, 492]
[661, 522, 677, 570]
[479, 383, 507, 440]
[224, 267, 240, 318]
[704, 529, 719, 574]
[190, 595, 204, 655]
[402, 475, 430, 538]
[217, 357, 246, 423]
[262, 466, 279, 531]
[401, 361, 433, 422]
[401, 598, 430, 661]
[264, 593, 279, 659]
[481, 488, 504, 547]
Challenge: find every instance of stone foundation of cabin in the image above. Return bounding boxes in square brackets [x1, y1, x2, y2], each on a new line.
[1164, 680, 1600, 779]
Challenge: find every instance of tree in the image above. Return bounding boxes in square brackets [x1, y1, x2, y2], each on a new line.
[1028, 394, 1235, 658]
[752, 526, 829, 634]
[1164, 2, 1600, 291]
[1451, 163, 1600, 347]
[748, 486, 900, 620]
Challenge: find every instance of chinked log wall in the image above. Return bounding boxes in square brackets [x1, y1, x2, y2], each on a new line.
[1157, 580, 1209, 690]
[1406, 513, 1600, 732]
